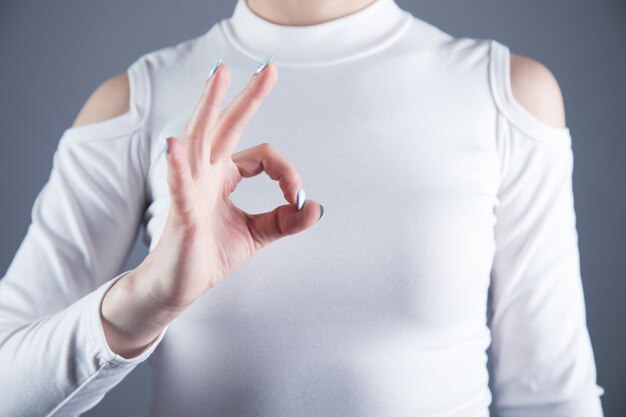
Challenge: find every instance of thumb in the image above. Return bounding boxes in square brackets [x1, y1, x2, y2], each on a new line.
[245, 200, 324, 250]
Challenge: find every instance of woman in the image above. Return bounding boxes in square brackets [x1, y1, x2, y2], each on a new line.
[0, 0, 604, 415]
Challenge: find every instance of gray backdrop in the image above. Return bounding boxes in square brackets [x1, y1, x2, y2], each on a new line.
[0, 0, 624, 416]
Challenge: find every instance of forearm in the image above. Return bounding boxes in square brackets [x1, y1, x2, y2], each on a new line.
[0, 272, 165, 417]
[496, 395, 604, 417]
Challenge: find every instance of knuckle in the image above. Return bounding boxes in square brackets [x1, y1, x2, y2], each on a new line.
[287, 168, 302, 185]
[259, 142, 274, 154]
[182, 123, 192, 138]
[242, 84, 254, 97]
[287, 166, 300, 179]
[242, 89, 261, 108]
[244, 81, 263, 104]
[186, 133, 202, 146]
[244, 81, 256, 95]
[214, 113, 225, 130]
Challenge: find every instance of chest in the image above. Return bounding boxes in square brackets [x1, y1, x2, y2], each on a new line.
[143, 61, 501, 333]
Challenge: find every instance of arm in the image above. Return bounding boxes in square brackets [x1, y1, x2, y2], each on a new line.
[487, 47, 604, 416]
[0, 58, 166, 417]
[0, 54, 318, 417]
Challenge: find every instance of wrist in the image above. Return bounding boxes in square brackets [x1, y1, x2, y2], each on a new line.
[100, 268, 180, 359]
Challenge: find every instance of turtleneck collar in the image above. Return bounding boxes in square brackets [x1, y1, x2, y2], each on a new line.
[219, 0, 412, 67]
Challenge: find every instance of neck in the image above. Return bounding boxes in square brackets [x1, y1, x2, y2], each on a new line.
[245, 0, 376, 25]
[222, 0, 410, 66]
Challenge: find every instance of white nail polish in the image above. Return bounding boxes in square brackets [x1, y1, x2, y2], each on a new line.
[255, 55, 273, 74]
[163, 138, 169, 155]
[208, 57, 222, 79]
[297, 188, 306, 210]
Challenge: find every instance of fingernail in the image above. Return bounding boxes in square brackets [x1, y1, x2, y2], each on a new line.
[318, 205, 325, 221]
[255, 55, 273, 74]
[208, 57, 222, 79]
[297, 188, 305, 210]
[163, 138, 169, 155]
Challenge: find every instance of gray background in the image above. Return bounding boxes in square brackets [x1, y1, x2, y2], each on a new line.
[0, 0, 624, 416]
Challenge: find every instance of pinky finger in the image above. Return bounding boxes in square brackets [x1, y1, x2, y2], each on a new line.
[165, 136, 196, 219]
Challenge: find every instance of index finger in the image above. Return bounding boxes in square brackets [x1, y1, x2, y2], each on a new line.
[209, 56, 278, 163]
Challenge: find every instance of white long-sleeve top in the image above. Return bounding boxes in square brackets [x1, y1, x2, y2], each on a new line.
[0, 0, 605, 415]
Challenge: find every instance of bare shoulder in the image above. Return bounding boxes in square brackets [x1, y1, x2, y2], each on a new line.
[71, 71, 130, 127]
[509, 52, 567, 128]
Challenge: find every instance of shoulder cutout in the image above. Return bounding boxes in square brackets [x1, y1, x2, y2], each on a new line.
[489, 40, 570, 144]
[71, 72, 131, 128]
[509, 52, 566, 129]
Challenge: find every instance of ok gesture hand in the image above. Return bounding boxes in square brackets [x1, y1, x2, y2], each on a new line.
[155, 56, 323, 309]
[101, 56, 324, 358]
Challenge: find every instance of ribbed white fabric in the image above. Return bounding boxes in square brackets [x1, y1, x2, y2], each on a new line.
[0, 0, 604, 416]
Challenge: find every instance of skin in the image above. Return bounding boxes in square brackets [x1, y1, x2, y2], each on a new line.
[246, 0, 376, 25]
[72, 1, 567, 358]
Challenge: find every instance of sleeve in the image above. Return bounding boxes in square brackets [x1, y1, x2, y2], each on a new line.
[487, 40, 605, 417]
[0, 55, 168, 417]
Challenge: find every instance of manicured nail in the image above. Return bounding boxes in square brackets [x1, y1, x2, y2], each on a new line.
[163, 138, 169, 155]
[208, 57, 222, 79]
[255, 55, 273, 74]
[297, 188, 306, 210]
[318, 205, 324, 221]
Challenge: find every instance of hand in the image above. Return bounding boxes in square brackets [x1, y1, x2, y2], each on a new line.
[101, 57, 323, 358]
